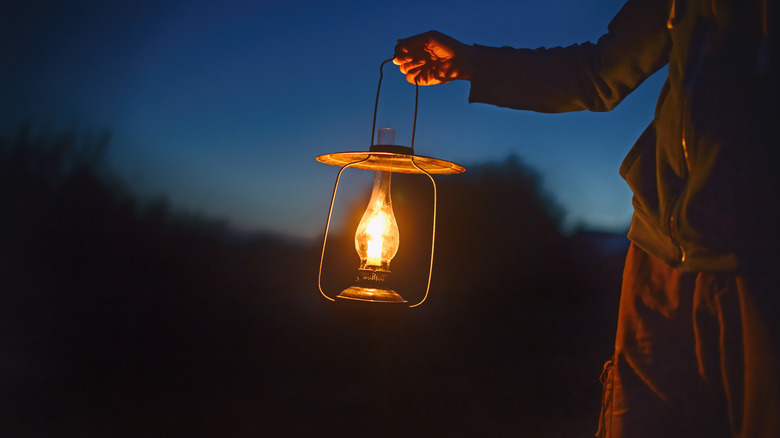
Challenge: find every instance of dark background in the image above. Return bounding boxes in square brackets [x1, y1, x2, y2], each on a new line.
[1, 127, 628, 437]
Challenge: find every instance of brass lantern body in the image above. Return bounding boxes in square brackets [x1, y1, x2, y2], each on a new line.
[316, 59, 464, 308]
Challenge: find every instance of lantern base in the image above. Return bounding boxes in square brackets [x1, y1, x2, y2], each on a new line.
[337, 286, 407, 303]
[335, 290, 406, 325]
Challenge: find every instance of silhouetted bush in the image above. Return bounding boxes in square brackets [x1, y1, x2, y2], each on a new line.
[1, 125, 627, 437]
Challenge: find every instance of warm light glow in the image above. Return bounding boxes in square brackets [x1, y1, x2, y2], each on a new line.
[355, 170, 399, 271]
[365, 213, 387, 266]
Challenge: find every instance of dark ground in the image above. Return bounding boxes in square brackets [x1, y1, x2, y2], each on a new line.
[1, 128, 628, 437]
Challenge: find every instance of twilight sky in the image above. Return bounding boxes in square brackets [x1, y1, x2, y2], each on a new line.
[1, 0, 666, 239]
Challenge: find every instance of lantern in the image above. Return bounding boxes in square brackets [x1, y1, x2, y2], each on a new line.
[316, 59, 465, 307]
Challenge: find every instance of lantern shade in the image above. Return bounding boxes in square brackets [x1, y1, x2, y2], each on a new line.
[316, 145, 465, 175]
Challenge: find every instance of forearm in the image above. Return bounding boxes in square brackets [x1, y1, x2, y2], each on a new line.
[468, 0, 671, 113]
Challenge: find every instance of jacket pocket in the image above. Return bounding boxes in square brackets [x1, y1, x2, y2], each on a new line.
[619, 122, 655, 182]
[620, 122, 660, 218]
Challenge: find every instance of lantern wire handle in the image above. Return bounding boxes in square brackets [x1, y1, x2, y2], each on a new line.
[371, 58, 420, 152]
[408, 156, 437, 308]
[318, 157, 370, 302]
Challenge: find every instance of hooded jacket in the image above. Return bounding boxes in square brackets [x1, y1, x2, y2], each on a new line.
[469, 0, 779, 271]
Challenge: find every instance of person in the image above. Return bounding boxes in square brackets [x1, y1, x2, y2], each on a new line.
[393, 1, 779, 437]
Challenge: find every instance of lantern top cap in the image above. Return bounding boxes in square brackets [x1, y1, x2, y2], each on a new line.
[369, 144, 412, 155]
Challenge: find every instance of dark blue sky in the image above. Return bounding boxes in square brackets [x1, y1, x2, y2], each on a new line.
[1, 0, 666, 238]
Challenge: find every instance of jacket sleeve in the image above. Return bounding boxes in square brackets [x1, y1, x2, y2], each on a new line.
[468, 0, 672, 113]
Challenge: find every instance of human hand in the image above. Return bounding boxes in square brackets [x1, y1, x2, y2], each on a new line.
[393, 30, 474, 85]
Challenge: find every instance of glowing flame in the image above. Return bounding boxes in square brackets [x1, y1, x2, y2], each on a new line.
[365, 214, 388, 266]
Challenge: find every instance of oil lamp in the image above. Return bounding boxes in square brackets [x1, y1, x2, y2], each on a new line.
[316, 59, 465, 307]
